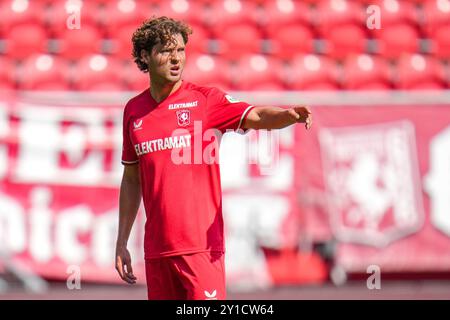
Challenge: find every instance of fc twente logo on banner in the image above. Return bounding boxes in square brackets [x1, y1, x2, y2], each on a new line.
[318, 121, 425, 247]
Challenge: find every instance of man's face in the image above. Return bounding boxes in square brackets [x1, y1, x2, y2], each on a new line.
[143, 33, 186, 84]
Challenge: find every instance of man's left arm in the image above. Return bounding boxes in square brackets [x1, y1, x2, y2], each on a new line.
[243, 106, 312, 130]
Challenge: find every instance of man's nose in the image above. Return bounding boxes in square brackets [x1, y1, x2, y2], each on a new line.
[170, 51, 180, 62]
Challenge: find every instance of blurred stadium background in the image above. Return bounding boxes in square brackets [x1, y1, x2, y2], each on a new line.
[1, 0, 450, 300]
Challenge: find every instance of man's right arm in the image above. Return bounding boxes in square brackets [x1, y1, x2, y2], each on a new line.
[115, 163, 141, 284]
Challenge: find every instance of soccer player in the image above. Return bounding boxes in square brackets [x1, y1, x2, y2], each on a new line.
[115, 16, 312, 300]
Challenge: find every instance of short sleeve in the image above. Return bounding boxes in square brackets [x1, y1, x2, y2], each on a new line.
[121, 107, 139, 165]
[205, 87, 255, 133]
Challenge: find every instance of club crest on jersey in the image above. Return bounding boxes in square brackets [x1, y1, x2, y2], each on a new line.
[133, 119, 143, 131]
[176, 109, 190, 127]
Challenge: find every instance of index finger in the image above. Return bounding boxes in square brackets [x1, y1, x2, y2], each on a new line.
[116, 256, 125, 279]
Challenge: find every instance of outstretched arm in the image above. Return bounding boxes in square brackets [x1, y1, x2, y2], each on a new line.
[243, 106, 312, 130]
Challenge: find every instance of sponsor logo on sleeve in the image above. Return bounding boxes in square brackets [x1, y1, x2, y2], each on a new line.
[225, 95, 240, 103]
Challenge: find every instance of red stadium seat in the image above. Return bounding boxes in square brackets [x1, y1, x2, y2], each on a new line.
[31, 0, 58, 4]
[230, 54, 284, 90]
[242, 0, 276, 4]
[267, 24, 315, 59]
[72, 55, 125, 91]
[430, 24, 450, 59]
[0, 0, 45, 33]
[206, 0, 260, 35]
[183, 54, 231, 88]
[421, 0, 450, 35]
[46, 0, 101, 37]
[57, 24, 103, 60]
[122, 60, 149, 91]
[102, 0, 153, 37]
[315, 0, 365, 31]
[216, 23, 263, 60]
[0, 57, 15, 89]
[0, 82, 15, 92]
[341, 54, 392, 90]
[323, 24, 368, 59]
[235, 82, 286, 91]
[18, 54, 70, 91]
[152, 0, 206, 26]
[374, 23, 420, 59]
[395, 54, 446, 89]
[85, 81, 127, 91]
[186, 23, 211, 55]
[286, 54, 340, 90]
[260, 0, 312, 30]
[5, 23, 48, 59]
[111, 23, 138, 59]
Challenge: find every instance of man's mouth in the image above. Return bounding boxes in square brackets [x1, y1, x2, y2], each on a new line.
[170, 66, 181, 76]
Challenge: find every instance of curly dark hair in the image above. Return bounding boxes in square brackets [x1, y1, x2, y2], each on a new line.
[131, 16, 193, 73]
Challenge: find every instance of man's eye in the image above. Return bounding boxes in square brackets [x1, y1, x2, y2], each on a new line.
[178, 48, 185, 52]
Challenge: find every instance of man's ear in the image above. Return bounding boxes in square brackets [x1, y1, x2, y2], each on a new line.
[140, 49, 150, 64]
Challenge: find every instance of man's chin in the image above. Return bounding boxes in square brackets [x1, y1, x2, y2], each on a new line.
[163, 71, 179, 80]
[166, 77, 182, 84]
[169, 69, 183, 79]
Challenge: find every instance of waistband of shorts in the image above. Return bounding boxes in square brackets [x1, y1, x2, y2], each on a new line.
[144, 248, 225, 260]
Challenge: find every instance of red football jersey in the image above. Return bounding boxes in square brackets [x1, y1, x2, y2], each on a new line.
[121, 81, 254, 259]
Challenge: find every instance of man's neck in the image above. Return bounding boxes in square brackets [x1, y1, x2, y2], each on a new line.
[149, 80, 182, 103]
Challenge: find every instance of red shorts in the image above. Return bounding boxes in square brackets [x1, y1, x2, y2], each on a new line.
[145, 251, 226, 300]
